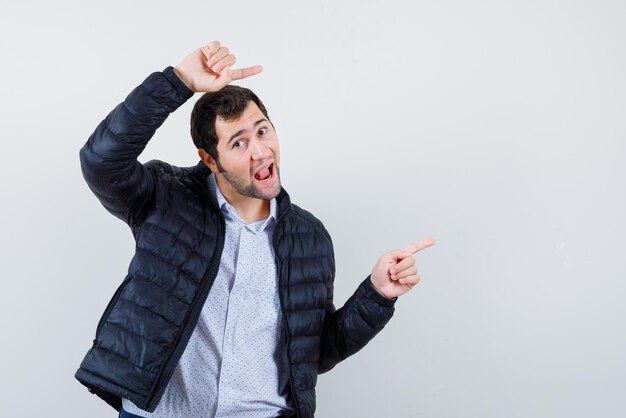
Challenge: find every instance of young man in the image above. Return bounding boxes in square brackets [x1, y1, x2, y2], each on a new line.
[75, 41, 435, 418]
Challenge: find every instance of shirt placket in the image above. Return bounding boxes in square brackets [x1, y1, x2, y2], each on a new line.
[215, 220, 253, 415]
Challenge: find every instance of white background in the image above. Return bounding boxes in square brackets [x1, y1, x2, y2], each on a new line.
[1, 0, 625, 417]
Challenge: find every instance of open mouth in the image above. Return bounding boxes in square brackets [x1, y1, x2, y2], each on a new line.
[254, 163, 274, 183]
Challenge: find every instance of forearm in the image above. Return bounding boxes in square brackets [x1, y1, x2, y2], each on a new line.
[79, 67, 193, 224]
[318, 276, 396, 373]
[80, 66, 192, 178]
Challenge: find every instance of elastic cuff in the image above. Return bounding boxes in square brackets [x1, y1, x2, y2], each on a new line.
[361, 275, 397, 307]
[163, 66, 194, 100]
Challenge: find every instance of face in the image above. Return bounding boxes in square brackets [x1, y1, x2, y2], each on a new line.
[202, 101, 281, 202]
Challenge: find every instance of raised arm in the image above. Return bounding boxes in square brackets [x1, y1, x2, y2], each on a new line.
[78, 41, 262, 227]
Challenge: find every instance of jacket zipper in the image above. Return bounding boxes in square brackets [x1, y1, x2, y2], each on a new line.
[144, 210, 225, 412]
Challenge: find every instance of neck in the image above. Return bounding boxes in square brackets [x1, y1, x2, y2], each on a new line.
[215, 177, 270, 224]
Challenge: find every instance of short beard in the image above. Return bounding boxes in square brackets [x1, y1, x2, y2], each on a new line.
[215, 158, 281, 201]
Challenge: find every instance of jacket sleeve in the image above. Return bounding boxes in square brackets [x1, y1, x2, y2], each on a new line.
[79, 66, 194, 227]
[318, 258, 396, 373]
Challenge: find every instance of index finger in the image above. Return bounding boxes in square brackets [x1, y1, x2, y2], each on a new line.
[230, 65, 263, 81]
[400, 238, 436, 254]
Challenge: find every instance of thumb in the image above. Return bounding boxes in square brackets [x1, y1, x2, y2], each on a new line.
[383, 249, 413, 263]
[208, 65, 232, 92]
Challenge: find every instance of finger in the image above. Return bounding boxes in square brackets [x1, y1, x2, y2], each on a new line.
[393, 265, 417, 281]
[230, 65, 263, 80]
[212, 54, 236, 73]
[389, 255, 415, 276]
[205, 41, 221, 58]
[399, 238, 436, 255]
[200, 45, 211, 60]
[399, 272, 421, 286]
[207, 47, 230, 69]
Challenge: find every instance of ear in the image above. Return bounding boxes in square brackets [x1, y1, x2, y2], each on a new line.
[198, 148, 219, 173]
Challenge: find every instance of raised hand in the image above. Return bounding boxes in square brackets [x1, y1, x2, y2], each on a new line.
[173, 40, 263, 93]
[370, 238, 436, 299]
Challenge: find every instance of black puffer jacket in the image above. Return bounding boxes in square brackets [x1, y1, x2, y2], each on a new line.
[75, 67, 396, 417]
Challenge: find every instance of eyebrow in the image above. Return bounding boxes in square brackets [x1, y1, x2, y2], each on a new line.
[227, 118, 269, 145]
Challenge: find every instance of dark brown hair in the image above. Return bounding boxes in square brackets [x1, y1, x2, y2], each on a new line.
[190, 85, 271, 161]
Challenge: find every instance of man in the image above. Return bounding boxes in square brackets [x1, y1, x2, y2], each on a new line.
[76, 41, 435, 418]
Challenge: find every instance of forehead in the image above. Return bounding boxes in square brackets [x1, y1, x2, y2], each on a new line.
[214, 101, 265, 146]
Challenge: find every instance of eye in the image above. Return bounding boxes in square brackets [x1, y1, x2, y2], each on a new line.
[258, 127, 268, 136]
[232, 139, 246, 149]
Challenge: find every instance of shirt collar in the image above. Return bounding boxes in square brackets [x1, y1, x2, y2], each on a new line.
[208, 174, 277, 231]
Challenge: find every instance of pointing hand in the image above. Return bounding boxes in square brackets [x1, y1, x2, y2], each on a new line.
[370, 238, 436, 299]
[173, 40, 263, 93]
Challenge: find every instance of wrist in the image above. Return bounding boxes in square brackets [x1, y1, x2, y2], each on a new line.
[363, 276, 397, 306]
[172, 66, 194, 91]
[369, 277, 393, 299]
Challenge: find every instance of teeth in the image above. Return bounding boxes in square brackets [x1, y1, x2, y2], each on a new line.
[265, 164, 273, 180]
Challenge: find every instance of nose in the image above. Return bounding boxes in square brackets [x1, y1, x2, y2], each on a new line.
[250, 139, 271, 160]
